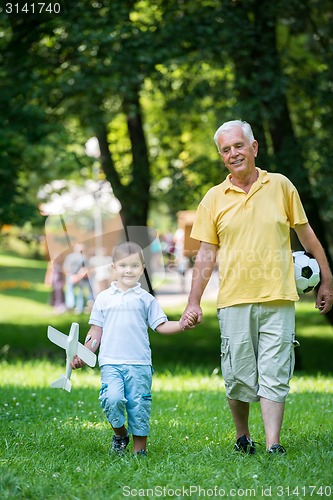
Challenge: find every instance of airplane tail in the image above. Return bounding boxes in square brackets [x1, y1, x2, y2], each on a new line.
[50, 375, 72, 393]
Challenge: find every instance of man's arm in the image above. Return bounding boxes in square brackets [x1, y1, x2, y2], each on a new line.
[294, 223, 333, 314]
[180, 241, 218, 326]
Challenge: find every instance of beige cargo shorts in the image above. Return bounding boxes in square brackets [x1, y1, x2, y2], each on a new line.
[218, 301, 298, 403]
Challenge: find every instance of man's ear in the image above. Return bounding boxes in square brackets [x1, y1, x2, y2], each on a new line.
[253, 140, 259, 157]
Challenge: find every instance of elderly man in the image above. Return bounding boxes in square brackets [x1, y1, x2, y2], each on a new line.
[181, 120, 333, 454]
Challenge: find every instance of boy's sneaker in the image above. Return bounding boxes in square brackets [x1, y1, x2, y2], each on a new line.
[134, 449, 147, 458]
[110, 434, 129, 455]
[268, 443, 286, 454]
[234, 434, 256, 455]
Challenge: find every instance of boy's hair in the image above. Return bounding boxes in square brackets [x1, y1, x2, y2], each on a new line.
[112, 241, 145, 265]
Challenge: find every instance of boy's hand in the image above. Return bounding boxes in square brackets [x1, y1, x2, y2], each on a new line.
[180, 311, 198, 330]
[71, 355, 86, 370]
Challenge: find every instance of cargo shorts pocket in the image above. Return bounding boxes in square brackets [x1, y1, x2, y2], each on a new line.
[290, 333, 300, 378]
[220, 337, 234, 385]
[141, 393, 152, 421]
[99, 383, 108, 410]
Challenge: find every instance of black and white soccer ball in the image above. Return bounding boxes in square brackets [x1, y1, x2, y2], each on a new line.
[292, 251, 320, 294]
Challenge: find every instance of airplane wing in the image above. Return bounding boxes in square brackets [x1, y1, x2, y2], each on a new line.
[47, 326, 68, 349]
[77, 342, 97, 368]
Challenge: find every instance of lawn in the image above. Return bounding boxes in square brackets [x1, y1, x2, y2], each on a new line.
[0, 252, 333, 499]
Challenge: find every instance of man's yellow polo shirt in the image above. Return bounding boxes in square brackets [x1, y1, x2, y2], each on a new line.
[191, 168, 308, 308]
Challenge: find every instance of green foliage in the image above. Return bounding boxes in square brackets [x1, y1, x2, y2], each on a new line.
[1, 0, 333, 252]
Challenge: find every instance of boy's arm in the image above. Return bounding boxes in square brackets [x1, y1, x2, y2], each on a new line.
[71, 324, 103, 369]
[156, 311, 198, 335]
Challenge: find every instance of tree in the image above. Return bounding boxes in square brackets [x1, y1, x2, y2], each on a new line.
[0, 6, 88, 228]
[1, 0, 333, 261]
[209, 0, 333, 322]
[215, 0, 333, 265]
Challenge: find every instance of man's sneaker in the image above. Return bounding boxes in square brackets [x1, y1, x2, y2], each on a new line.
[268, 443, 286, 454]
[234, 434, 256, 455]
[110, 434, 129, 455]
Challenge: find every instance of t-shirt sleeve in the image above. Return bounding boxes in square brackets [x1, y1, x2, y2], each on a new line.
[148, 298, 168, 331]
[286, 181, 308, 228]
[88, 297, 104, 327]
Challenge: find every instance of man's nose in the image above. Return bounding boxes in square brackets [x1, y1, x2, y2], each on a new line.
[230, 146, 238, 156]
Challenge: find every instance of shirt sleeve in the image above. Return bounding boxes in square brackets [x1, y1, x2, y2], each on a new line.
[285, 179, 308, 228]
[190, 200, 219, 245]
[88, 297, 104, 327]
[148, 298, 168, 331]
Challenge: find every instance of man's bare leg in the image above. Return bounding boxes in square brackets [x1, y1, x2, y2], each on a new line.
[260, 397, 285, 449]
[228, 398, 251, 439]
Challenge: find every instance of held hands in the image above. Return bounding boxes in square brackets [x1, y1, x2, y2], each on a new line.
[179, 304, 203, 331]
[179, 311, 198, 331]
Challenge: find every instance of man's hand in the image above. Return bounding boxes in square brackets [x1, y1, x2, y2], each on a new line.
[180, 304, 203, 330]
[315, 283, 333, 314]
[179, 310, 199, 330]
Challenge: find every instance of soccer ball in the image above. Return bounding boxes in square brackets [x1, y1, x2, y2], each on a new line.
[292, 251, 320, 294]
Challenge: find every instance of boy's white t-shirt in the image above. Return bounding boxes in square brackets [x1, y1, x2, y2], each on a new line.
[89, 282, 167, 367]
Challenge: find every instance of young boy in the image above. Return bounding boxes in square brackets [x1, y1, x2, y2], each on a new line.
[72, 241, 195, 456]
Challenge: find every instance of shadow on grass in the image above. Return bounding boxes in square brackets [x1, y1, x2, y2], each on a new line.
[1, 319, 333, 375]
[0, 264, 46, 284]
[1, 287, 51, 304]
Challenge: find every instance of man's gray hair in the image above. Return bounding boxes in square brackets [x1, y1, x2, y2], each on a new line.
[214, 120, 255, 151]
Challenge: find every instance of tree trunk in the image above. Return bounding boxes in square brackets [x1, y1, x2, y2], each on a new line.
[95, 113, 154, 293]
[96, 89, 150, 228]
[122, 91, 151, 227]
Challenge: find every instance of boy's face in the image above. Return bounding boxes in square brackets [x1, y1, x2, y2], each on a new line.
[112, 252, 144, 290]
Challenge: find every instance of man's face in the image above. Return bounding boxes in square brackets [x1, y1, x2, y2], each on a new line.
[217, 126, 258, 178]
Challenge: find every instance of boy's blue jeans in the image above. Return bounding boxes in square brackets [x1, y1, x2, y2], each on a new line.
[99, 364, 152, 436]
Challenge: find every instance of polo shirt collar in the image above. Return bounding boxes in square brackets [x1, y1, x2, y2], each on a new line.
[109, 281, 142, 294]
[223, 167, 269, 193]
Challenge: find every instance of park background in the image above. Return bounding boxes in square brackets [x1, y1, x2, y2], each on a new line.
[0, 1, 333, 499]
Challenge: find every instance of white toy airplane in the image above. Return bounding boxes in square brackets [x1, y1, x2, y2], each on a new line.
[47, 322, 96, 392]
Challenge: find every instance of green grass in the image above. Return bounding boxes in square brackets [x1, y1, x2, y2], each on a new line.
[1, 252, 333, 499]
[1, 362, 332, 499]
